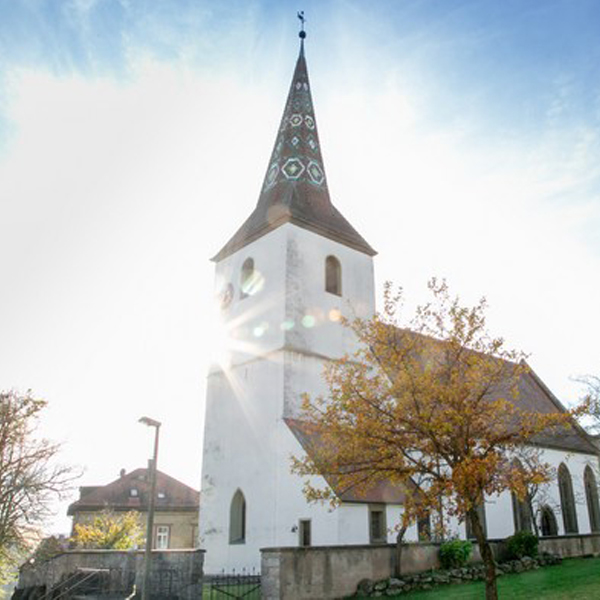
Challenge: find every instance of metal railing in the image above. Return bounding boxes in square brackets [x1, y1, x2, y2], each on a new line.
[203, 568, 261, 599]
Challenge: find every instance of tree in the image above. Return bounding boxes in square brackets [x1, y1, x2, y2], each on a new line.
[291, 280, 588, 600]
[71, 510, 143, 550]
[579, 375, 600, 432]
[0, 390, 76, 581]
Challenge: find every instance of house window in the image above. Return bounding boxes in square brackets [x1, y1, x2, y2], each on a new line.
[229, 489, 246, 544]
[465, 502, 487, 540]
[299, 519, 311, 547]
[584, 465, 600, 533]
[240, 258, 254, 299]
[155, 525, 170, 549]
[130, 488, 138, 497]
[369, 505, 386, 544]
[558, 463, 578, 534]
[325, 256, 342, 296]
[540, 505, 558, 537]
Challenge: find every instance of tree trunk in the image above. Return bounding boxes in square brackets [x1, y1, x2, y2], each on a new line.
[467, 508, 498, 600]
[394, 524, 408, 578]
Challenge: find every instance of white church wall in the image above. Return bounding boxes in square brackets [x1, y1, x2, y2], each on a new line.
[211, 227, 288, 369]
[484, 490, 515, 540]
[338, 504, 369, 544]
[284, 224, 375, 360]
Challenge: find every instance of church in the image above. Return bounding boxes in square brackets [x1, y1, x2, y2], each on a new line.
[198, 34, 600, 574]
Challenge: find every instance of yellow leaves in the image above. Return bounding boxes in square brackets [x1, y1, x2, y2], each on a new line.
[71, 510, 143, 550]
[291, 279, 592, 533]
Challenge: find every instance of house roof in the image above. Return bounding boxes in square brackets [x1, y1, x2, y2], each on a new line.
[213, 40, 376, 262]
[67, 468, 199, 515]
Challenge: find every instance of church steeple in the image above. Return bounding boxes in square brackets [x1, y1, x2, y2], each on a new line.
[213, 32, 376, 261]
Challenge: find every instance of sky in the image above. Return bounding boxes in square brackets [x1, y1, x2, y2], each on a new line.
[1, 0, 599, 535]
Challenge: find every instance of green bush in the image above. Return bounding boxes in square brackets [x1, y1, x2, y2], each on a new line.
[439, 539, 473, 569]
[506, 531, 539, 559]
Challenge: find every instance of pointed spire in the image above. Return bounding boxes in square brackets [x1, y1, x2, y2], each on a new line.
[213, 30, 375, 261]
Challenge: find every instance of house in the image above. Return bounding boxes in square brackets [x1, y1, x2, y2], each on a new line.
[68, 468, 199, 549]
[199, 33, 600, 573]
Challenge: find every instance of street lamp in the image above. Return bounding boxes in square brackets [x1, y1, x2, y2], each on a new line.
[139, 416, 161, 600]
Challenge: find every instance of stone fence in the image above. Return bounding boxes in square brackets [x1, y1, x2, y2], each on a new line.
[261, 534, 600, 599]
[16, 548, 204, 599]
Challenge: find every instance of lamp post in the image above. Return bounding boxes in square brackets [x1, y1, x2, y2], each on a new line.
[139, 416, 161, 600]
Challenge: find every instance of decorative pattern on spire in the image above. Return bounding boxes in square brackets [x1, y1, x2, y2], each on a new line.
[213, 41, 376, 262]
[262, 51, 327, 193]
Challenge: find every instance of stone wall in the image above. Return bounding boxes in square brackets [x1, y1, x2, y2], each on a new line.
[17, 548, 204, 599]
[261, 535, 600, 599]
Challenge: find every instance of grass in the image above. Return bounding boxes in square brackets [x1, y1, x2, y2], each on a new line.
[397, 557, 600, 599]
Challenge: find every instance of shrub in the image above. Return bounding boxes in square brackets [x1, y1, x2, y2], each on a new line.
[439, 539, 473, 569]
[506, 531, 539, 559]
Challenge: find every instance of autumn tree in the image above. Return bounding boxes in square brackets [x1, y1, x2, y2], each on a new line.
[291, 280, 588, 600]
[0, 390, 76, 581]
[579, 375, 600, 432]
[71, 510, 143, 550]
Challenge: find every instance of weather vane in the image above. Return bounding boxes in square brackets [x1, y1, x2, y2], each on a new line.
[297, 11, 306, 39]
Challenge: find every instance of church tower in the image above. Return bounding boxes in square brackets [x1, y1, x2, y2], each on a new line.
[199, 32, 377, 573]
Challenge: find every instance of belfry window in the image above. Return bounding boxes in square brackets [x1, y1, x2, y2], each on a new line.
[240, 258, 254, 299]
[325, 256, 342, 296]
[558, 463, 578, 534]
[229, 489, 246, 544]
[584, 465, 600, 533]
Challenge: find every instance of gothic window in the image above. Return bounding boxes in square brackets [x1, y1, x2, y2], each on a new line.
[369, 505, 387, 544]
[584, 465, 600, 533]
[229, 489, 246, 544]
[465, 502, 487, 540]
[511, 459, 532, 533]
[325, 256, 342, 296]
[240, 258, 254, 299]
[558, 463, 578, 534]
[540, 505, 558, 536]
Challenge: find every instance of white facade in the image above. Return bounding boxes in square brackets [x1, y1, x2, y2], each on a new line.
[200, 223, 376, 572]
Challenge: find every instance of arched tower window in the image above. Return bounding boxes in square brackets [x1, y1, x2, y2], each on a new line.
[584, 465, 600, 533]
[540, 505, 558, 536]
[558, 463, 578, 534]
[240, 258, 254, 299]
[511, 459, 532, 533]
[229, 489, 246, 544]
[325, 256, 342, 296]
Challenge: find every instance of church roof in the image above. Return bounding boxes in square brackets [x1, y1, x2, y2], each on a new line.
[213, 41, 376, 261]
[67, 468, 199, 515]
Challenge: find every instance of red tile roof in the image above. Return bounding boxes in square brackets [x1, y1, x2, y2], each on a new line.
[67, 468, 199, 515]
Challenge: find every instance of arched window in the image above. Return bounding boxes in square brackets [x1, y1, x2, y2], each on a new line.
[240, 258, 254, 299]
[511, 459, 532, 533]
[465, 502, 487, 540]
[540, 505, 558, 536]
[229, 489, 246, 544]
[325, 256, 342, 296]
[558, 463, 578, 534]
[584, 465, 600, 533]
